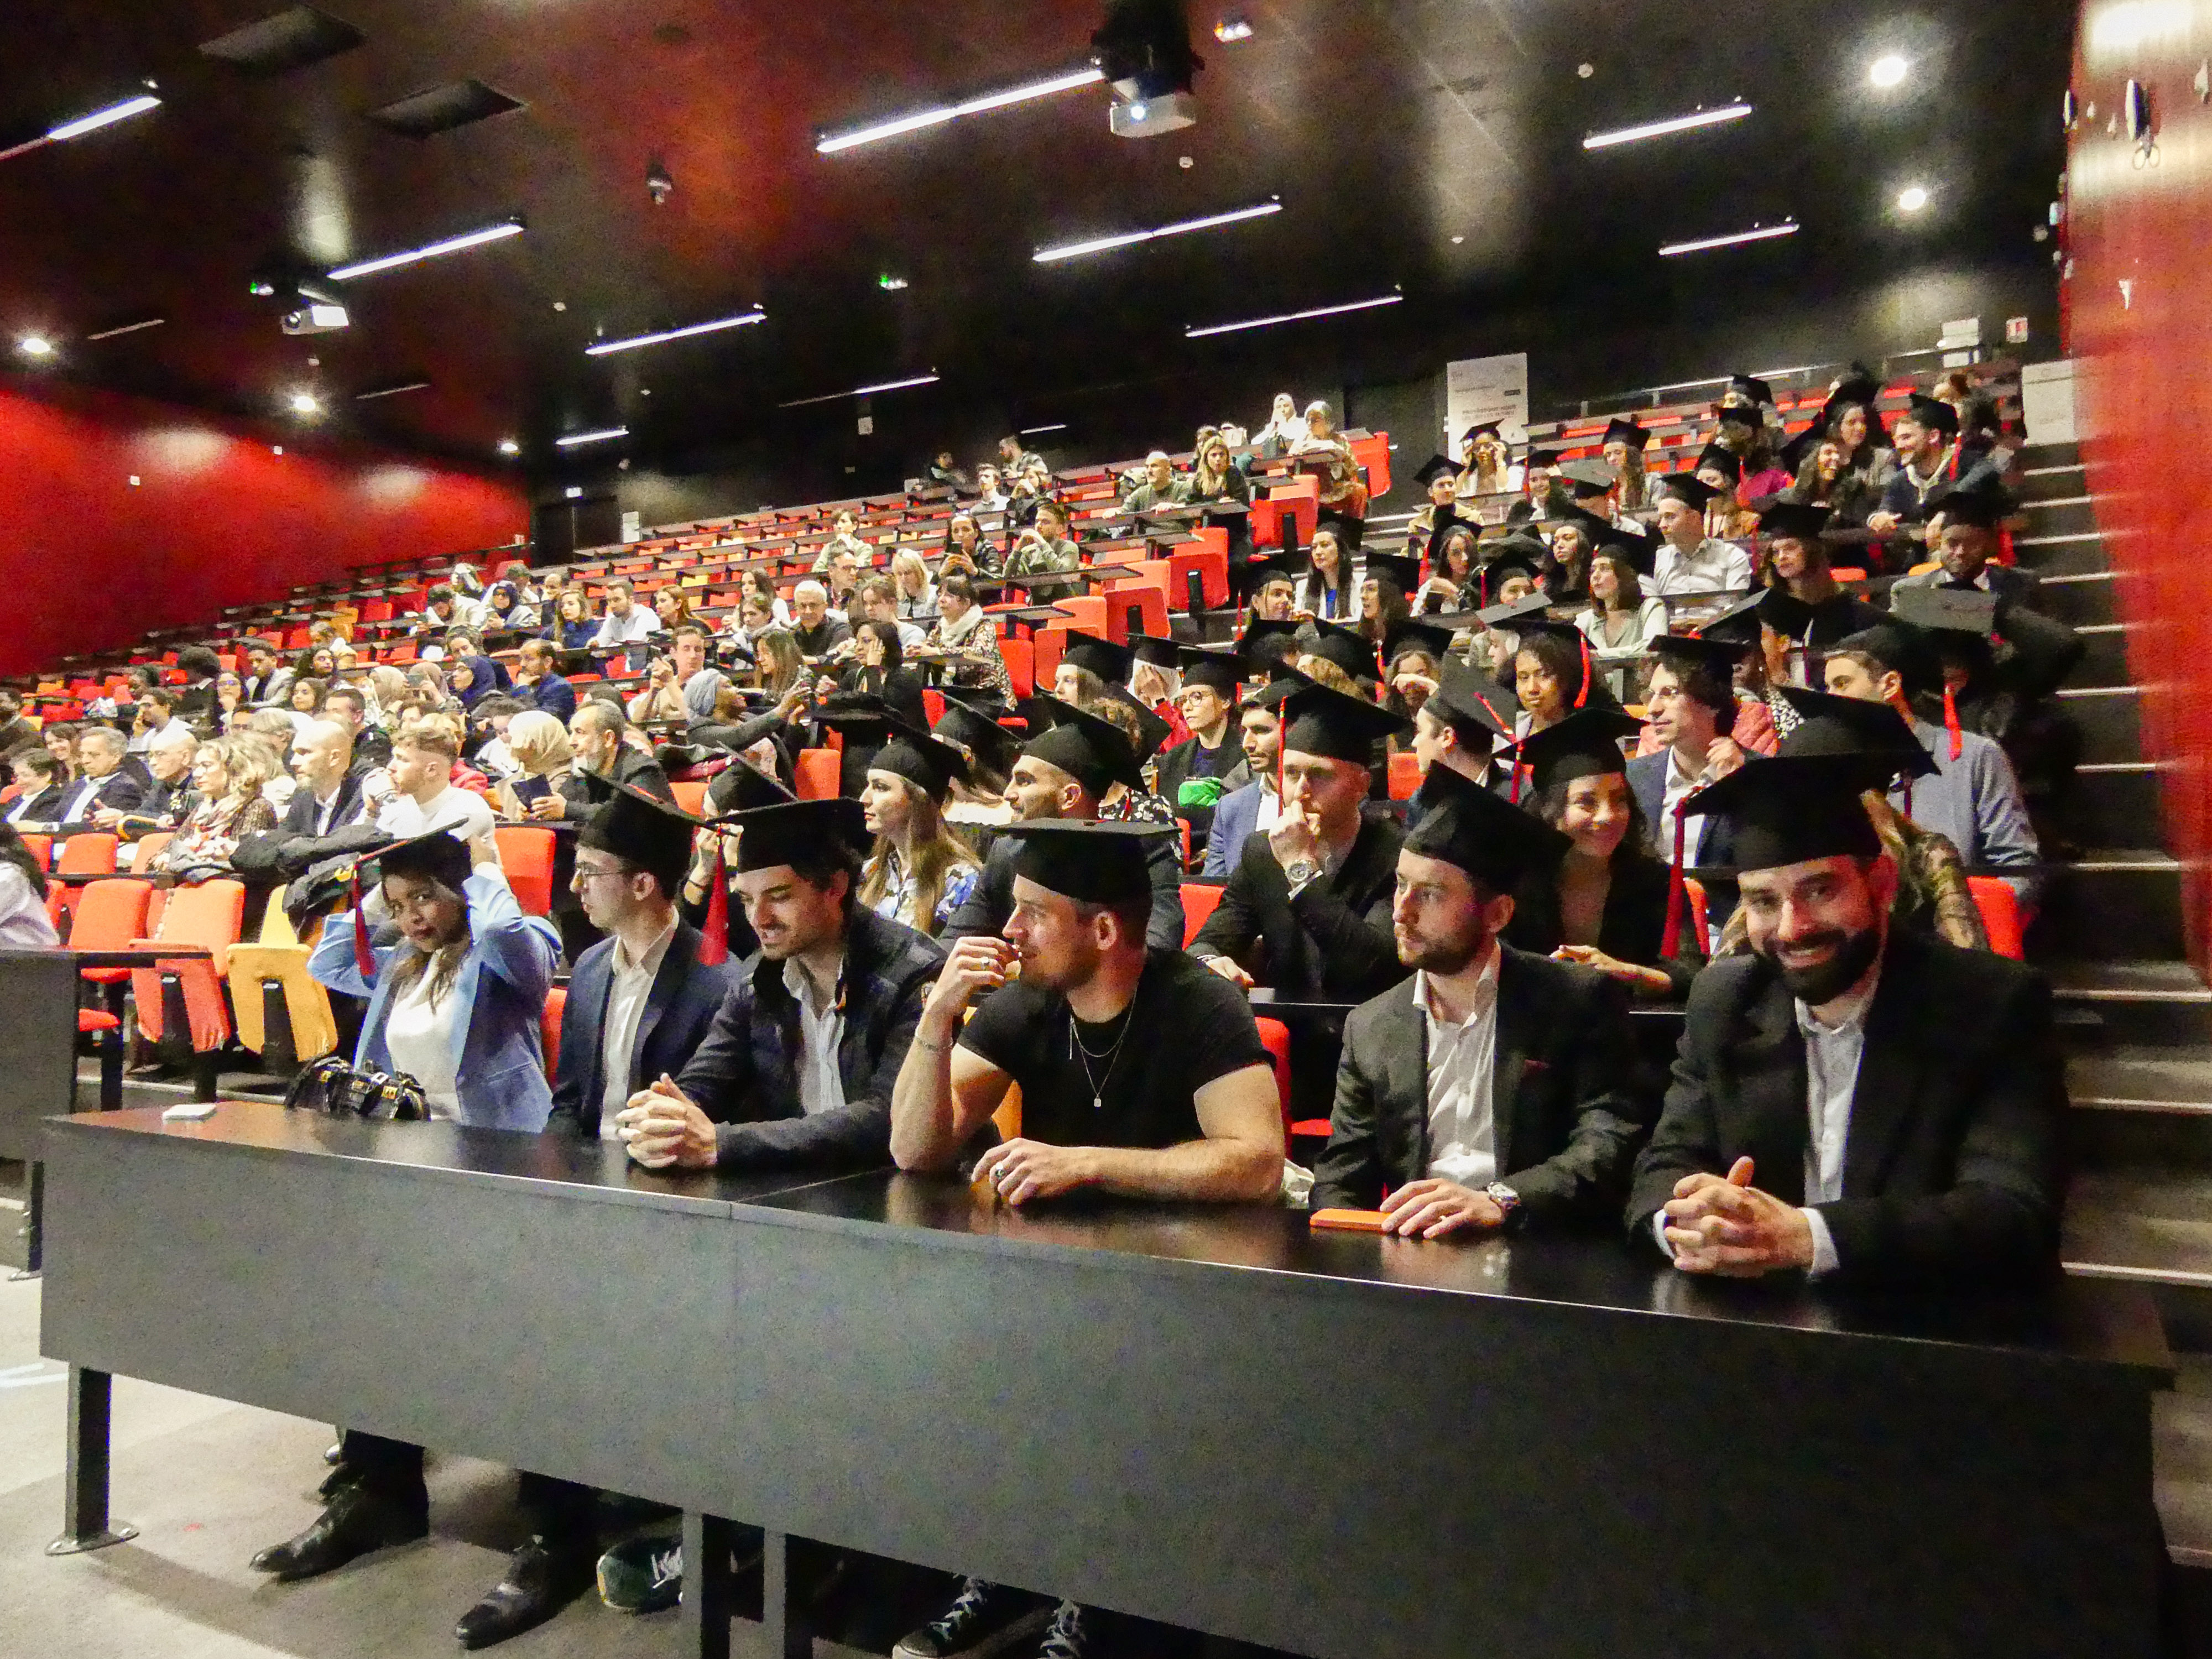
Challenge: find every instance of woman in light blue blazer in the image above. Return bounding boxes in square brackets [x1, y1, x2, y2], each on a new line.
[307, 828, 561, 1132]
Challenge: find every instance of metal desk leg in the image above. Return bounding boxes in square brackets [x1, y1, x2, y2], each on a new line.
[680, 1510, 733, 1659]
[48, 1366, 136, 1554]
[10, 1160, 41, 1280]
[763, 1529, 811, 1659]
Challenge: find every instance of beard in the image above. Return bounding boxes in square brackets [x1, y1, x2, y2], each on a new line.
[1397, 924, 1488, 976]
[1758, 924, 1883, 1006]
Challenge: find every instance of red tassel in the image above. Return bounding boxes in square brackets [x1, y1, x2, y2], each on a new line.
[1574, 634, 1592, 709]
[350, 867, 375, 982]
[1508, 760, 1523, 805]
[699, 842, 730, 967]
[1661, 805, 1689, 959]
[1943, 684, 1963, 760]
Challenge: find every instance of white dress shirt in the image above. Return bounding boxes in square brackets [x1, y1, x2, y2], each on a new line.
[383, 969, 463, 1120]
[377, 784, 497, 843]
[590, 608, 663, 649]
[1417, 944, 1503, 1189]
[784, 956, 847, 1118]
[1650, 539, 1754, 597]
[1656, 748, 1711, 868]
[0, 863, 59, 948]
[599, 919, 677, 1138]
[1794, 969, 1880, 1277]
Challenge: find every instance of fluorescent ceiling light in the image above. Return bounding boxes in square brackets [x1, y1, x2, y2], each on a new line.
[817, 66, 1104, 154]
[1869, 54, 1910, 87]
[1658, 222, 1799, 257]
[556, 427, 629, 447]
[353, 379, 431, 401]
[1035, 199, 1281, 264]
[1019, 423, 1067, 435]
[84, 317, 164, 340]
[1584, 103, 1752, 149]
[584, 310, 766, 356]
[1185, 292, 1402, 339]
[327, 220, 524, 282]
[778, 373, 940, 409]
[49, 94, 163, 143]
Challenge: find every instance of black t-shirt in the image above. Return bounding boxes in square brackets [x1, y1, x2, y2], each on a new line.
[961, 948, 1271, 1150]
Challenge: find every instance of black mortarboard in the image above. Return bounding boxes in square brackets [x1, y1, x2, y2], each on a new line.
[1403, 764, 1571, 891]
[1693, 443, 1742, 483]
[581, 778, 702, 896]
[1413, 454, 1462, 487]
[1363, 551, 1423, 596]
[1059, 632, 1134, 683]
[1513, 705, 1641, 794]
[1240, 544, 1311, 592]
[1175, 643, 1244, 696]
[1425, 515, 1478, 567]
[373, 829, 473, 894]
[1303, 617, 1380, 682]
[1525, 446, 1564, 469]
[1094, 683, 1175, 761]
[811, 691, 898, 734]
[1556, 503, 1617, 546]
[1462, 421, 1504, 447]
[1648, 630, 1754, 679]
[1755, 500, 1833, 542]
[730, 797, 869, 873]
[1694, 590, 1770, 649]
[1603, 416, 1651, 451]
[1592, 517, 1660, 575]
[1906, 391, 1960, 436]
[1924, 478, 2010, 529]
[1835, 618, 1941, 697]
[1475, 590, 1552, 630]
[706, 755, 799, 815]
[1650, 472, 1720, 511]
[1890, 583, 1999, 639]
[1019, 694, 1146, 793]
[1772, 685, 1938, 781]
[1556, 458, 1618, 498]
[869, 722, 973, 803]
[933, 698, 1021, 776]
[1426, 655, 1517, 744]
[1825, 368, 1882, 412]
[1000, 820, 1172, 908]
[1125, 632, 1183, 671]
[1777, 427, 1824, 476]
[1239, 618, 1304, 669]
[1725, 374, 1774, 409]
[1279, 680, 1410, 763]
[1680, 754, 1882, 870]
[1383, 615, 1457, 664]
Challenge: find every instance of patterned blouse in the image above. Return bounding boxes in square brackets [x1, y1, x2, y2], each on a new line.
[865, 846, 982, 935]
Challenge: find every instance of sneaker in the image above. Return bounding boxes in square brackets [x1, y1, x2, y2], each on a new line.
[1035, 1600, 1088, 1659]
[893, 1576, 1050, 1658]
[596, 1533, 685, 1615]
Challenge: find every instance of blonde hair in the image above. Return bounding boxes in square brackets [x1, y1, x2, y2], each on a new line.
[890, 549, 931, 592]
[206, 734, 279, 806]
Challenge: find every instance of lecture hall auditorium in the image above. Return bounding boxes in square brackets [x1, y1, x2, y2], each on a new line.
[3, 1, 2210, 1656]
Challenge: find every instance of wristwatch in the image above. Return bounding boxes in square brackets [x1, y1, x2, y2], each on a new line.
[1485, 1182, 1524, 1232]
[1282, 858, 1320, 891]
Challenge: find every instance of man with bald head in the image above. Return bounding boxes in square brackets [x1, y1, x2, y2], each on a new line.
[280, 719, 367, 837]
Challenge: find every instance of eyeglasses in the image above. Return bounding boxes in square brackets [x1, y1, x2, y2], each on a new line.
[572, 863, 632, 885]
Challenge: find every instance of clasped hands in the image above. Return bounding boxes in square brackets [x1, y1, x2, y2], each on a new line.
[1661, 1156, 1815, 1276]
[613, 1074, 718, 1170]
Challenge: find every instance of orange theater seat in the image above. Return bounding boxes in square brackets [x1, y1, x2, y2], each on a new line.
[1180, 882, 1223, 947]
[669, 780, 709, 816]
[1103, 580, 1168, 643]
[795, 749, 842, 800]
[494, 826, 558, 916]
[70, 878, 154, 987]
[1250, 493, 1318, 551]
[131, 879, 246, 1055]
[1387, 751, 1422, 801]
[541, 985, 567, 1086]
[1253, 1017, 1312, 1148]
[1348, 432, 1392, 499]
[1966, 877, 2026, 960]
[999, 635, 1035, 698]
[1166, 545, 1230, 612]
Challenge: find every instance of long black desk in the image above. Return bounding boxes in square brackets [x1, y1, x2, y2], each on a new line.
[40, 1104, 2172, 1658]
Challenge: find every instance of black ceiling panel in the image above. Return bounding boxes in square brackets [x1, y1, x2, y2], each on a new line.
[363, 77, 524, 138]
[199, 6, 367, 76]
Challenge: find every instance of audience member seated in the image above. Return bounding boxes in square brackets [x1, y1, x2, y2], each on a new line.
[1003, 500, 1082, 602]
[1575, 546, 1670, 697]
[158, 737, 280, 881]
[242, 641, 295, 708]
[547, 588, 599, 653]
[810, 509, 873, 572]
[55, 726, 145, 823]
[1866, 393, 1997, 533]
[1152, 648, 1248, 845]
[1626, 638, 1751, 879]
[858, 727, 983, 937]
[490, 712, 572, 822]
[0, 691, 38, 757]
[1290, 400, 1368, 540]
[789, 579, 853, 660]
[1201, 697, 1285, 878]
[101, 726, 201, 838]
[1299, 527, 1356, 620]
[1648, 475, 1753, 597]
[479, 579, 537, 633]
[1890, 481, 2039, 611]
[890, 549, 939, 624]
[544, 700, 672, 823]
[1752, 501, 1886, 648]
[375, 723, 498, 842]
[3, 750, 69, 826]
[587, 578, 662, 661]
[411, 583, 467, 639]
[0, 823, 59, 947]
[130, 688, 196, 755]
[280, 719, 368, 838]
[1122, 450, 1190, 513]
[625, 654, 690, 728]
[1782, 434, 1881, 528]
[1627, 755, 2065, 1285]
[1310, 768, 1648, 1232]
[855, 576, 930, 653]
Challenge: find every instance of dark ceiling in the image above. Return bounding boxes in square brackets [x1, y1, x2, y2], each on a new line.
[0, 0, 2075, 473]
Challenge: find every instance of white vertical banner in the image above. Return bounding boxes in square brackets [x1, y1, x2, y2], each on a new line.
[1444, 352, 1530, 449]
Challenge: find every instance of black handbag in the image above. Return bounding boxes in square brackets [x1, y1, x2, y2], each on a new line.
[282, 1055, 431, 1121]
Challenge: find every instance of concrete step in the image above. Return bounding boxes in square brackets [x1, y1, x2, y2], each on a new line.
[2014, 495, 2100, 539]
[2016, 460, 2087, 503]
[2040, 567, 2120, 627]
[2050, 959, 2212, 1046]
[2074, 761, 2168, 850]
[2065, 1167, 2212, 1286]
[2057, 682, 2145, 766]
[2037, 853, 2189, 963]
[2012, 530, 2112, 577]
[2069, 1048, 2212, 1170]
[2017, 441, 2083, 470]
[2154, 1363, 2212, 1566]
[2073, 622, 2133, 690]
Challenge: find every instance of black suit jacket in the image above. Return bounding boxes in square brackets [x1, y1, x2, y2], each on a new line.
[943, 830, 1187, 953]
[547, 921, 737, 1139]
[1625, 930, 2066, 1284]
[4, 784, 67, 824]
[1504, 855, 1699, 1000]
[277, 770, 368, 838]
[1310, 946, 1648, 1223]
[61, 771, 144, 821]
[1191, 811, 1406, 1000]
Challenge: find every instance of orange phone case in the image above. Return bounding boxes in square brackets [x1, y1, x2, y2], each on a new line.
[1308, 1208, 1390, 1233]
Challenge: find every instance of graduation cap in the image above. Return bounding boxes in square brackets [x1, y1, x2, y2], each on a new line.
[1413, 453, 1463, 487]
[1890, 583, 1999, 640]
[1592, 518, 1660, 575]
[1094, 682, 1175, 762]
[1512, 705, 1642, 795]
[1424, 514, 1479, 567]
[1724, 373, 1775, 409]
[1239, 544, 1311, 593]
[1555, 503, 1617, 546]
[580, 776, 703, 897]
[1825, 367, 1883, 412]
[1924, 478, 2011, 529]
[1382, 614, 1458, 664]
[999, 819, 1173, 908]
[1426, 654, 1517, 745]
[1777, 426, 1824, 476]
[729, 796, 871, 873]
[1238, 618, 1304, 670]
[868, 721, 973, 803]
[1648, 629, 1755, 679]
[1712, 402, 1761, 431]
[1303, 617, 1380, 682]
[1693, 443, 1743, 483]
[1525, 446, 1564, 470]
[1603, 416, 1651, 451]
[705, 755, 799, 815]
[933, 698, 1021, 778]
[1402, 764, 1572, 893]
[1019, 694, 1146, 794]
[1680, 754, 1884, 872]
[1835, 617, 1940, 696]
[1279, 679, 1411, 763]
[1363, 550, 1423, 596]
[372, 828, 473, 894]
[1755, 500, 1833, 542]
[1125, 633, 1185, 672]
[1462, 421, 1504, 447]
[1693, 589, 1770, 649]
[1905, 391, 1960, 436]
[1556, 458, 1618, 498]
[1175, 642, 1244, 696]
[1649, 472, 1720, 511]
[811, 691, 899, 735]
[1059, 632, 1134, 683]
[1772, 685, 1938, 781]
[1475, 589, 1552, 630]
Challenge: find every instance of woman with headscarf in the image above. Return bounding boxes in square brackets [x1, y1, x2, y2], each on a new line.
[1290, 400, 1369, 542]
[493, 711, 574, 821]
[1251, 392, 1302, 455]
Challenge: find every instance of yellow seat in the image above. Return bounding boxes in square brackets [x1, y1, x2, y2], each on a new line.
[225, 886, 339, 1065]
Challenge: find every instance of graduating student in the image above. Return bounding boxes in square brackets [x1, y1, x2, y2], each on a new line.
[858, 723, 985, 936]
[1867, 392, 1999, 533]
[889, 820, 1281, 1659]
[1890, 478, 2041, 611]
[1627, 755, 2066, 1285]
[1404, 654, 1515, 820]
[1151, 645, 1250, 841]
[613, 796, 944, 1173]
[1647, 474, 1754, 597]
[1602, 415, 1651, 510]
[1310, 766, 1649, 1230]
[1202, 695, 1286, 879]
[1751, 500, 1886, 649]
[942, 698, 1186, 951]
[1403, 454, 1466, 557]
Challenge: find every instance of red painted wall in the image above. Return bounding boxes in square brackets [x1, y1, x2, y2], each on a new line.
[0, 376, 526, 679]
[2065, 0, 2212, 970]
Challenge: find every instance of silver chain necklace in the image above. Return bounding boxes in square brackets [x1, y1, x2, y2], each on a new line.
[1067, 965, 1143, 1113]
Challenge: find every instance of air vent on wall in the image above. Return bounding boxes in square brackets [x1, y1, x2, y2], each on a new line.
[364, 80, 524, 139]
[200, 7, 366, 76]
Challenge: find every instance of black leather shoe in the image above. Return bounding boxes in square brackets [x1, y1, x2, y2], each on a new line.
[249, 1485, 427, 1582]
[316, 1459, 361, 1500]
[454, 1538, 594, 1650]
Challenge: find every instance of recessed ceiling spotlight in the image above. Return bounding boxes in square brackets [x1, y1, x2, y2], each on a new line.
[817, 65, 1104, 154]
[289, 391, 322, 416]
[17, 336, 55, 358]
[1214, 17, 1254, 43]
[1870, 54, 1910, 88]
[1584, 103, 1752, 149]
[1897, 184, 1931, 212]
[326, 220, 525, 283]
[1577, 62, 1595, 79]
[498, 439, 521, 456]
[1035, 199, 1282, 263]
[584, 310, 766, 356]
[1451, 234, 1465, 244]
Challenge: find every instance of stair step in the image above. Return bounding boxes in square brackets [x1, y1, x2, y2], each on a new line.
[2154, 1365, 2212, 1564]
[2065, 1169, 2212, 1286]
[2039, 567, 2119, 626]
[2038, 853, 2188, 963]
[2011, 529, 2110, 576]
[2072, 1047, 2212, 1114]
[2073, 761, 2167, 849]
[2013, 501, 2101, 542]
[2054, 682, 2144, 765]
[2049, 961, 2212, 1045]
